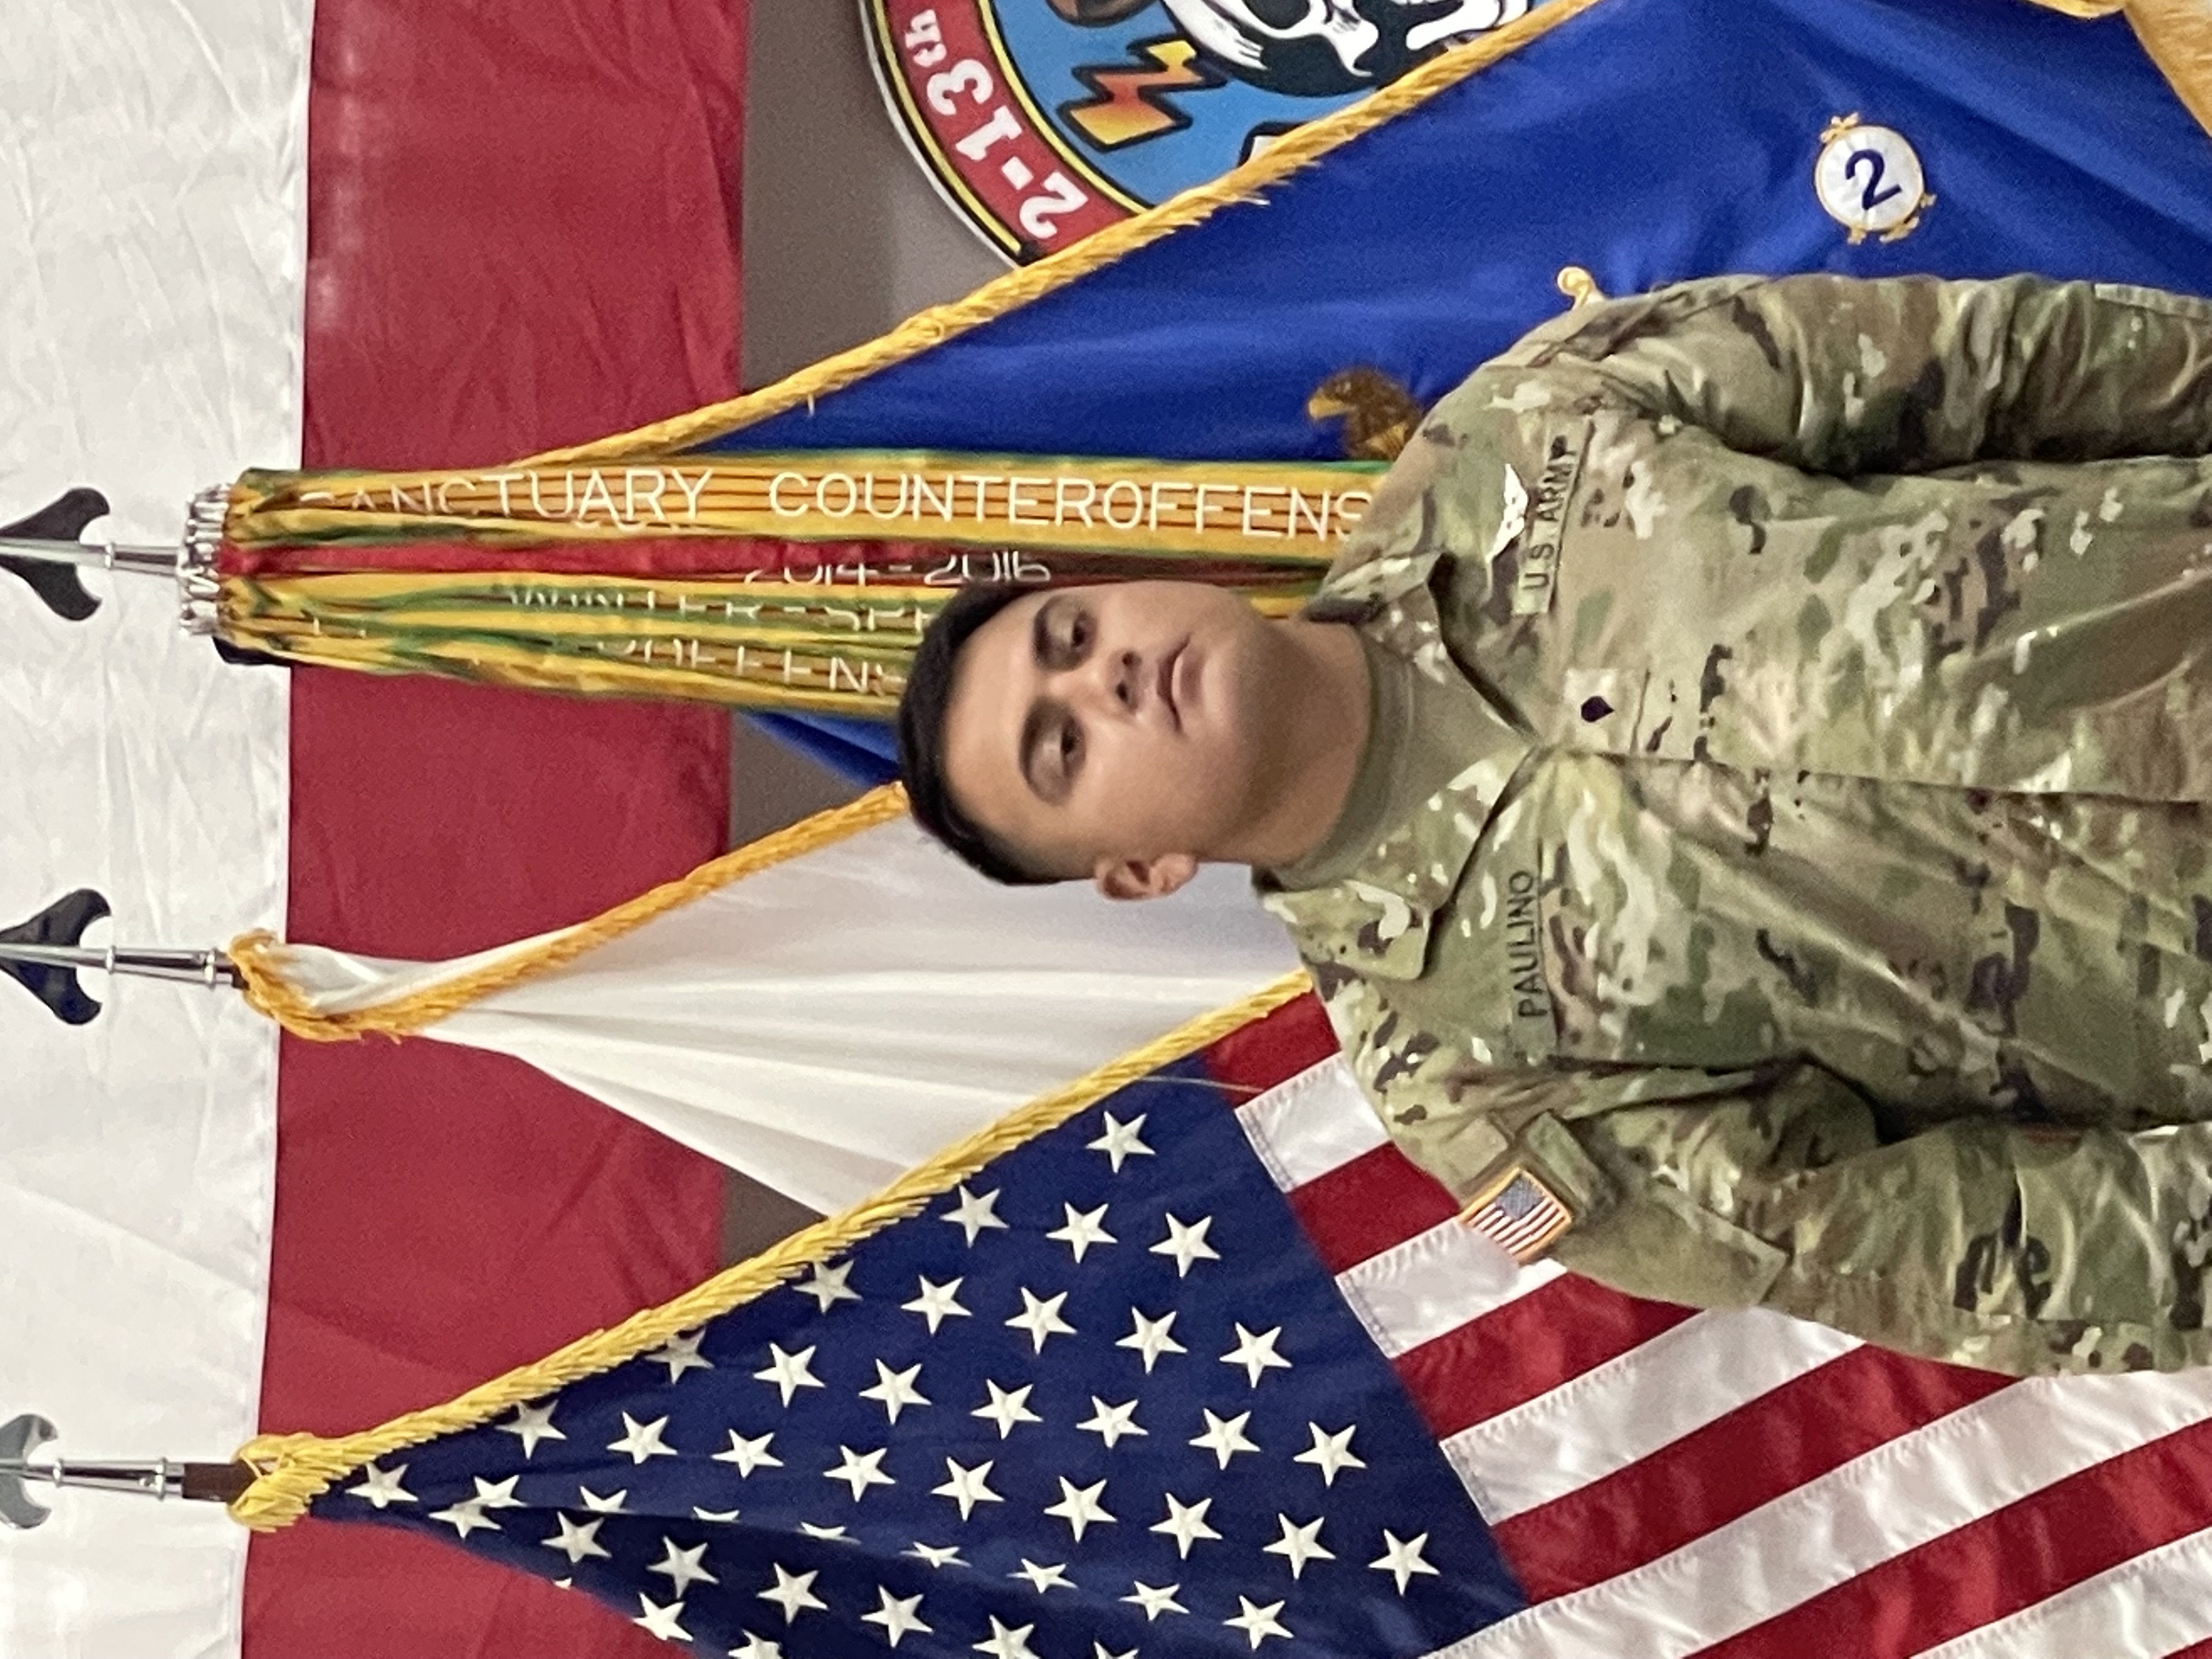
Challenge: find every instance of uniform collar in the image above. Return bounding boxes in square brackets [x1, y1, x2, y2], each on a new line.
[1262, 630, 1407, 891]
[1256, 553, 1530, 981]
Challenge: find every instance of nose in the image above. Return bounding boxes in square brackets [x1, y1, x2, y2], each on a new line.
[1066, 646, 1143, 718]
[1111, 648, 1142, 713]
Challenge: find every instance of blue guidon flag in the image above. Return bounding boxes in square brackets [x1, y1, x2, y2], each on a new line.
[289, 989, 2212, 1653]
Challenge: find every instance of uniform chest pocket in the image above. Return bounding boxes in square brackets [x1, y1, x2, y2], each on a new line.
[1562, 654, 1745, 769]
[1558, 665, 1654, 759]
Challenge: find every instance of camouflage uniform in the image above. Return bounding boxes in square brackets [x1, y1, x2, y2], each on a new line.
[1259, 272, 2212, 1376]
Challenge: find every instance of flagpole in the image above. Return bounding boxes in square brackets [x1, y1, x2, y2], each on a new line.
[0, 1415, 253, 1530]
[0, 486, 227, 633]
[0, 941, 240, 989]
[0, 535, 187, 576]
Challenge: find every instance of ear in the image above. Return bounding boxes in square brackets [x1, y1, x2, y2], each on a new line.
[1093, 852, 1198, 902]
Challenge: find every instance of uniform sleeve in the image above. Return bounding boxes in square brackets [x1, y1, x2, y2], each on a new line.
[1565, 273, 2212, 477]
[1547, 1064, 2212, 1377]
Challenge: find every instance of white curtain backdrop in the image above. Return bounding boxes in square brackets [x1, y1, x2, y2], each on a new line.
[276, 816, 1301, 1212]
[0, 0, 305, 1653]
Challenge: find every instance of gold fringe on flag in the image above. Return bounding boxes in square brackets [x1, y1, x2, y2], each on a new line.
[2123, 0, 2212, 136]
[227, 970, 1314, 1531]
[2016, 0, 2212, 141]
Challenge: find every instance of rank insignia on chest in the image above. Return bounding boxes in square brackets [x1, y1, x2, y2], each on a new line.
[1458, 1162, 1575, 1263]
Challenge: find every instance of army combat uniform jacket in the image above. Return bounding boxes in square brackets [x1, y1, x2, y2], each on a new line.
[1260, 272, 2212, 1377]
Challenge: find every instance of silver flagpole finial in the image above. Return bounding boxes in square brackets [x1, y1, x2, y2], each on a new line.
[0, 1414, 180, 1528]
[0, 940, 240, 989]
[0, 1415, 253, 1529]
[0, 484, 228, 635]
[1, 890, 239, 1028]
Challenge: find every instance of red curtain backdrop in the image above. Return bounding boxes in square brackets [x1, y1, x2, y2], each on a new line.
[244, 1, 747, 1653]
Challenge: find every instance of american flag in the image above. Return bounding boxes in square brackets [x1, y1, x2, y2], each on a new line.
[314, 995, 2212, 1655]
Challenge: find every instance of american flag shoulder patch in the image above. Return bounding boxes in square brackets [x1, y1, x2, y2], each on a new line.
[1458, 1163, 1573, 1263]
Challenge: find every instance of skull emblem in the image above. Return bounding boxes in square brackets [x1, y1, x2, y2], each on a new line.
[1158, 0, 1530, 98]
[1162, 0, 1381, 91]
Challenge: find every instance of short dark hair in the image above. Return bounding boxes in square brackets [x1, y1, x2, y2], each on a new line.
[897, 583, 1061, 885]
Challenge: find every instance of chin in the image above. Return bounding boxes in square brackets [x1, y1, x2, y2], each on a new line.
[1184, 702, 1267, 827]
[1212, 602, 1296, 710]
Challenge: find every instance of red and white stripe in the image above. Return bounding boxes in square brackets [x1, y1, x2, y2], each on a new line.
[1218, 997, 2212, 1658]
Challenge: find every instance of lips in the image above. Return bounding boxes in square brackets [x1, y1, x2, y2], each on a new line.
[1157, 641, 1187, 730]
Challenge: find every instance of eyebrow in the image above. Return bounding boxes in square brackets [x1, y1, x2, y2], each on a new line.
[1015, 599, 1064, 801]
[1030, 595, 1061, 664]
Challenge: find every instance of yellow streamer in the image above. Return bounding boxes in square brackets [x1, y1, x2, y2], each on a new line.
[233, 785, 912, 1041]
[227, 452, 1373, 562]
[229, 970, 1314, 1530]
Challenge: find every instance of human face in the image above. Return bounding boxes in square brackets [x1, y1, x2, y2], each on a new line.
[941, 582, 1294, 893]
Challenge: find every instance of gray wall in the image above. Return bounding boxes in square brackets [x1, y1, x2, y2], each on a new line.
[721, 0, 1009, 1260]
[741, 0, 1008, 391]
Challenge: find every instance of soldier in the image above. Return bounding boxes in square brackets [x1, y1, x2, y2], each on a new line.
[896, 272, 2212, 1377]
